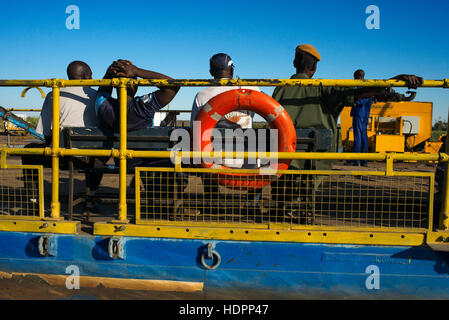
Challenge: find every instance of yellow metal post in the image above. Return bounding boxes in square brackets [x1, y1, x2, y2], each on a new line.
[116, 82, 128, 223]
[439, 108, 449, 230]
[0, 150, 7, 169]
[38, 166, 44, 219]
[50, 84, 61, 220]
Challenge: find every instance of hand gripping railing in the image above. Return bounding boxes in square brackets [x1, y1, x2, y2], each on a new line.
[0, 78, 447, 228]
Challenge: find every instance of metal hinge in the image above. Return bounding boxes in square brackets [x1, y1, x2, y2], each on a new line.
[38, 235, 57, 257]
[108, 237, 125, 259]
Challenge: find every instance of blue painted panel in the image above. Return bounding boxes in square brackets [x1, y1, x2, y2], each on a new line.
[0, 231, 449, 299]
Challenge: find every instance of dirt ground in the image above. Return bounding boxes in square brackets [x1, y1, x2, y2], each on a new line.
[0, 274, 208, 300]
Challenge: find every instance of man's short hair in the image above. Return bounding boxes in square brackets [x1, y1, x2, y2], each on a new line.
[354, 69, 365, 79]
[295, 51, 318, 73]
[67, 61, 91, 80]
[210, 53, 234, 72]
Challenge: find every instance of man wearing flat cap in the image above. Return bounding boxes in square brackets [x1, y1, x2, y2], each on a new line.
[271, 44, 423, 215]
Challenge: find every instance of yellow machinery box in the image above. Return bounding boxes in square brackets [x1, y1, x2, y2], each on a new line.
[340, 101, 434, 153]
[374, 135, 405, 153]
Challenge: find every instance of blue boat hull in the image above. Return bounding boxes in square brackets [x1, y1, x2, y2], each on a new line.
[0, 231, 449, 299]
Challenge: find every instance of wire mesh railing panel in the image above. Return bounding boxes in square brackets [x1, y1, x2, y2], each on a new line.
[308, 174, 430, 229]
[0, 166, 43, 219]
[136, 168, 432, 231]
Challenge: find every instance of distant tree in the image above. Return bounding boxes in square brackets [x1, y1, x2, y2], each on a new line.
[433, 117, 448, 131]
[26, 116, 39, 128]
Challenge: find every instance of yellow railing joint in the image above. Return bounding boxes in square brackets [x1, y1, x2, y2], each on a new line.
[444, 79, 449, 88]
[174, 151, 182, 172]
[0, 150, 7, 169]
[385, 155, 394, 176]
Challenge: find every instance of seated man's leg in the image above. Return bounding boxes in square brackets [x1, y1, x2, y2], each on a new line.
[242, 159, 263, 201]
[203, 175, 219, 201]
[271, 172, 297, 203]
[137, 157, 188, 218]
[83, 156, 110, 213]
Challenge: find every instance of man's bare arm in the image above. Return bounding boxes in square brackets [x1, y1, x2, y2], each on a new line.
[114, 60, 180, 107]
[355, 74, 423, 101]
[98, 64, 121, 95]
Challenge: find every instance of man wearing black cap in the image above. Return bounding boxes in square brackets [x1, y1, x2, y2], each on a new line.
[191, 53, 261, 168]
[191, 53, 260, 130]
[271, 44, 423, 219]
[191, 53, 262, 202]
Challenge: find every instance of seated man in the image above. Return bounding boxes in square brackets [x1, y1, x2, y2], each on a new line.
[96, 59, 179, 134]
[191, 53, 262, 169]
[190, 53, 261, 199]
[96, 60, 183, 201]
[191, 53, 260, 134]
[22, 61, 103, 214]
[36, 61, 98, 144]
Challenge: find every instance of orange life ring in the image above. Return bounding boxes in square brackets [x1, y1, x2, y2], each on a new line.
[193, 89, 296, 189]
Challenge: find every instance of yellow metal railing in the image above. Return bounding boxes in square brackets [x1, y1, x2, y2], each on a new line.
[6, 109, 41, 112]
[1, 78, 446, 88]
[0, 78, 447, 245]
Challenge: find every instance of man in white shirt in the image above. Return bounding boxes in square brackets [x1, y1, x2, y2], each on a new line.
[191, 53, 262, 201]
[191, 53, 261, 168]
[36, 61, 98, 145]
[191, 53, 260, 129]
[24, 61, 103, 215]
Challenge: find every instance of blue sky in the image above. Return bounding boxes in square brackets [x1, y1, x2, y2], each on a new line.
[0, 0, 448, 122]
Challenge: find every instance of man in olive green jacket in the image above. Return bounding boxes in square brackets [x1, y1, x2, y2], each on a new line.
[271, 44, 422, 218]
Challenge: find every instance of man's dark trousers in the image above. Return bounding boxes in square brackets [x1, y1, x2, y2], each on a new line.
[352, 117, 369, 166]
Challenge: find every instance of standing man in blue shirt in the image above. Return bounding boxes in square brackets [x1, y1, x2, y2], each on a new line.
[350, 69, 373, 167]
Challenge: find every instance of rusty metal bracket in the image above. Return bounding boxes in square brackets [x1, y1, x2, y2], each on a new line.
[108, 237, 125, 259]
[38, 235, 57, 257]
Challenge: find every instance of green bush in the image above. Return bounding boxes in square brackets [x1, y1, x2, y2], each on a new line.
[26, 116, 39, 128]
